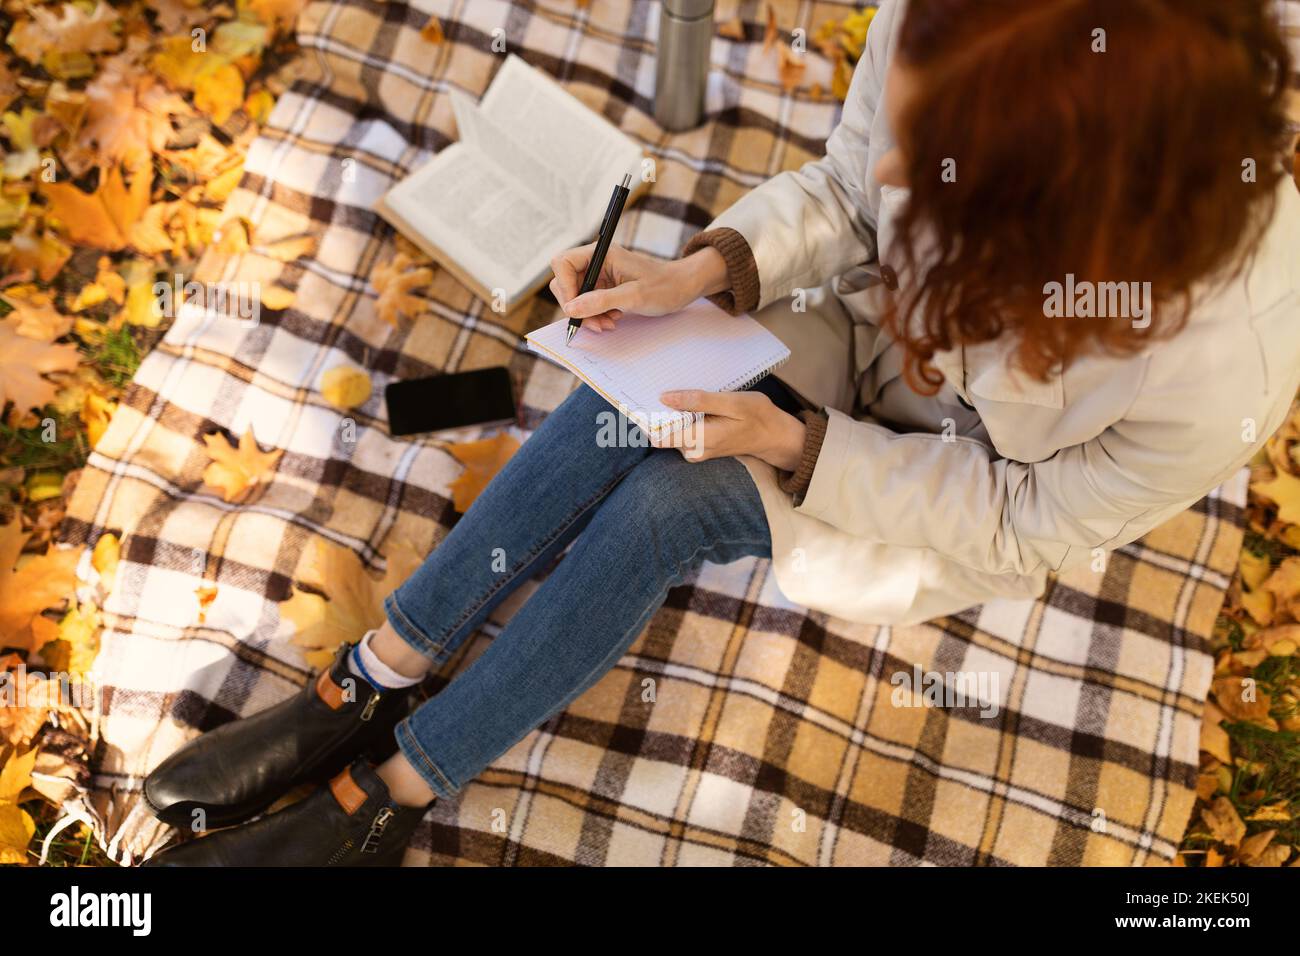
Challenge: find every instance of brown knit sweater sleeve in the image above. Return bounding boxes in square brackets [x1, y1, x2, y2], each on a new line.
[680, 227, 760, 315]
[778, 411, 828, 503]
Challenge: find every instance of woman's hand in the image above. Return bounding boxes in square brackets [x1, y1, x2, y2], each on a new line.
[549, 243, 729, 332]
[653, 389, 807, 472]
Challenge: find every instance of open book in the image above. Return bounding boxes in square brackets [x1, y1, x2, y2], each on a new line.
[374, 55, 648, 313]
[526, 300, 792, 440]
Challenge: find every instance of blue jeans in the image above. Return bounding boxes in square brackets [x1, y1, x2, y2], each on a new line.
[383, 385, 772, 799]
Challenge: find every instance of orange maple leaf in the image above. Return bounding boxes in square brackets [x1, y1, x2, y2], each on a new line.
[40, 164, 153, 252]
[0, 317, 80, 412]
[0, 521, 82, 654]
[201, 428, 284, 502]
[371, 252, 432, 326]
[447, 432, 520, 513]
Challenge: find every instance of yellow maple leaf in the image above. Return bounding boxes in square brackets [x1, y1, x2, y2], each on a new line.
[0, 521, 81, 654]
[0, 317, 81, 412]
[194, 61, 244, 126]
[201, 428, 284, 502]
[447, 432, 520, 513]
[371, 251, 432, 326]
[92, 532, 119, 593]
[279, 535, 423, 668]
[1251, 468, 1300, 526]
[42, 599, 100, 675]
[82, 391, 116, 448]
[0, 746, 37, 865]
[40, 163, 153, 252]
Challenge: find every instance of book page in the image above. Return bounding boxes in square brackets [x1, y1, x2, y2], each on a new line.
[480, 56, 644, 223]
[525, 300, 791, 436]
[383, 143, 575, 297]
[450, 87, 571, 219]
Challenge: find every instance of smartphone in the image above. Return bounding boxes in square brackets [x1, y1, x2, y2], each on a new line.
[384, 367, 516, 437]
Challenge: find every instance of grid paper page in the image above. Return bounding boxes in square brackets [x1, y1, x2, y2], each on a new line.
[526, 299, 790, 437]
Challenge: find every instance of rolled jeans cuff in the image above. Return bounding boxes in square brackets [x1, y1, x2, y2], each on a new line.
[383, 591, 446, 662]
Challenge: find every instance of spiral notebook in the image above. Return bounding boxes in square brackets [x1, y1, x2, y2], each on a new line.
[525, 299, 791, 439]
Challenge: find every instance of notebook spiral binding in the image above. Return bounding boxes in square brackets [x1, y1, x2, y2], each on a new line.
[722, 353, 791, 393]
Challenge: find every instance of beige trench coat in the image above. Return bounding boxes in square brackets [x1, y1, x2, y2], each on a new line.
[713, 0, 1300, 625]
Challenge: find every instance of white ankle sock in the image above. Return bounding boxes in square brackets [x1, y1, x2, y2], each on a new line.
[346, 629, 423, 690]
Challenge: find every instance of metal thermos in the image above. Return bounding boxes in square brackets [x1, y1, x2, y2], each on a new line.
[654, 0, 714, 131]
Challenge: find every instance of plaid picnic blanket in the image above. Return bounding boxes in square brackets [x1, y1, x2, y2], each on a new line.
[56, 0, 1297, 866]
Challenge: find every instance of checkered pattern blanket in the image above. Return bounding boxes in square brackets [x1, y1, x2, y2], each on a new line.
[58, 0, 1296, 865]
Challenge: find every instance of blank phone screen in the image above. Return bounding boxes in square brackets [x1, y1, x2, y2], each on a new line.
[384, 367, 516, 437]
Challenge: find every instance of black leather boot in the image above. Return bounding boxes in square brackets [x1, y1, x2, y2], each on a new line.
[144, 645, 413, 830]
[144, 759, 427, 866]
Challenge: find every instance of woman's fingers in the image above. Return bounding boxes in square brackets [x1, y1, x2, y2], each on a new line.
[565, 283, 641, 320]
[549, 243, 597, 304]
[659, 389, 747, 418]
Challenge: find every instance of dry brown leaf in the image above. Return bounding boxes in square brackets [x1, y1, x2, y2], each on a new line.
[371, 251, 432, 326]
[1246, 843, 1292, 866]
[1199, 700, 1233, 764]
[8, 2, 123, 65]
[0, 316, 80, 412]
[195, 585, 217, 623]
[279, 535, 424, 667]
[0, 521, 81, 654]
[200, 428, 284, 502]
[146, 0, 213, 34]
[81, 54, 190, 169]
[255, 231, 318, 262]
[421, 15, 445, 44]
[0, 288, 72, 341]
[1255, 624, 1300, 657]
[1211, 676, 1273, 725]
[1261, 556, 1300, 621]
[447, 432, 520, 513]
[777, 45, 806, 94]
[1236, 828, 1276, 864]
[0, 658, 49, 748]
[1201, 796, 1247, 848]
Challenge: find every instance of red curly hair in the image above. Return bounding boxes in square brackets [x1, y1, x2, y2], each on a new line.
[887, 0, 1294, 392]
